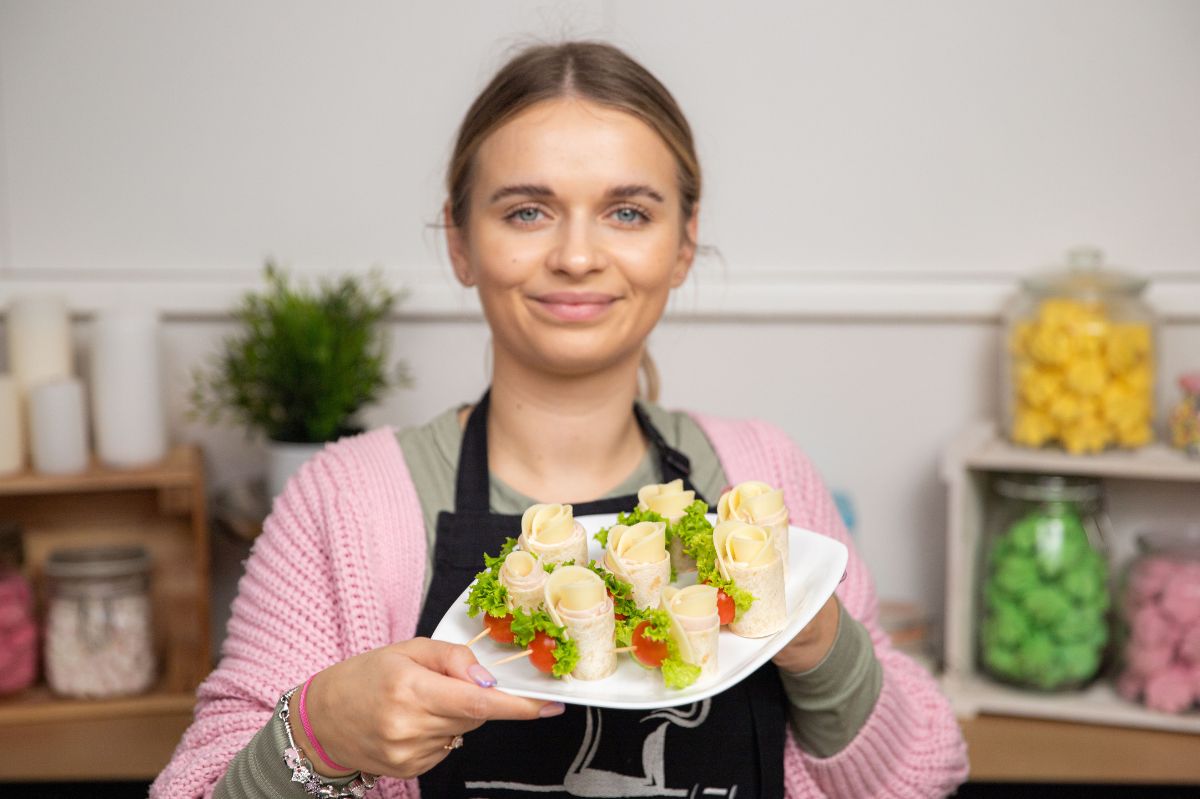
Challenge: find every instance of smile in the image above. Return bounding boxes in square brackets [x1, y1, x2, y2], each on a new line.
[530, 292, 619, 322]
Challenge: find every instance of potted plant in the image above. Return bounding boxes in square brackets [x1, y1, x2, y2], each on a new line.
[190, 260, 411, 498]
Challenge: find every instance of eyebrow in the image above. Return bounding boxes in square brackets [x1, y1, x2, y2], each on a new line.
[487, 183, 666, 205]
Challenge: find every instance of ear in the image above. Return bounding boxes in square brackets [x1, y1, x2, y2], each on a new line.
[670, 206, 699, 288]
[445, 202, 475, 287]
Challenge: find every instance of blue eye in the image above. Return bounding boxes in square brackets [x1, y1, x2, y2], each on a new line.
[515, 207, 542, 223]
[613, 206, 648, 225]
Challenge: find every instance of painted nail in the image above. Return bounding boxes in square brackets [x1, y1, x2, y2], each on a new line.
[468, 664, 496, 688]
[538, 702, 566, 718]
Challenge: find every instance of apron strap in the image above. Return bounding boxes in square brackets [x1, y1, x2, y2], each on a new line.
[454, 387, 699, 513]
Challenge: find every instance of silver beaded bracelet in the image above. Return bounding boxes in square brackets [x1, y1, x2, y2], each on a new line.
[278, 686, 379, 798]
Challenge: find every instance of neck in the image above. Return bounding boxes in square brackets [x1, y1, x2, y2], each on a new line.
[484, 347, 648, 504]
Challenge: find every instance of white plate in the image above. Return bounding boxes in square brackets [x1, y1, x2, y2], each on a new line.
[431, 513, 849, 710]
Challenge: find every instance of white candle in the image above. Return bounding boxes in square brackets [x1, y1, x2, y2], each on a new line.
[90, 309, 167, 468]
[0, 376, 23, 475]
[7, 295, 73, 394]
[29, 378, 89, 475]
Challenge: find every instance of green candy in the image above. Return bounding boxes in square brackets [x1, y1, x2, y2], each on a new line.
[1017, 633, 1057, 678]
[1053, 607, 1105, 644]
[983, 645, 1021, 679]
[1061, 566, 1102, 604]
[993, 554, 1040, 595]
[987, 599, 1030, 647]
[1008, 516, 1040, 554]
[1022, 585, 1072, 627]
[1058, 643, 1101, 683]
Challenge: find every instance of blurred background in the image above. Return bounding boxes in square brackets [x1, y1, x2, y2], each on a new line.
[0, 1, 1198, 795]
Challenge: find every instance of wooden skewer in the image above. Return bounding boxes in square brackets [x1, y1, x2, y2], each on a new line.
[465, 628, 490, 647]
[489, 649, 534, 667]
[613, 646, 636, 654]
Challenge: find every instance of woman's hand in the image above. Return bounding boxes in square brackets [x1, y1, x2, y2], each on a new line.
[770, 595, 840, 674]
[292, 637, 564, 780]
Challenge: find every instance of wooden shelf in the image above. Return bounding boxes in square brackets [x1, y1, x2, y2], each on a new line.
[0, 444, 209, 781]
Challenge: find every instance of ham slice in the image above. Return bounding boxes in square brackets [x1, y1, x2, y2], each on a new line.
[603, 521, 671, 611]
[713, 520, 789, 638]
[661, 584, 720, 678]
[498, 550, 546, 612]
[718, 481, 790, 569]
[544, 565, 616, 680]
[637, 479, 697, 575]
[518, 503, 589, 567]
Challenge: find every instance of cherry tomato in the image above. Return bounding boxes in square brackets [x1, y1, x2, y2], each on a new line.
[630, 620, 668, 669]
[484, 613, 515, 644]
[529, 631, 558, 674]
[715, 589, 736, 626]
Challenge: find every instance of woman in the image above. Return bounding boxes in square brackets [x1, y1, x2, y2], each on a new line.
[153, 41, 968, 799]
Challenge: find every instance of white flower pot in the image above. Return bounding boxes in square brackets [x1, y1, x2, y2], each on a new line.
[266, 440, 326, 500]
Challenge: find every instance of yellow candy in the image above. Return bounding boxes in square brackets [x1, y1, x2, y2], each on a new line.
[1048, 393, 1083, 426]
[1065, 357, 1107, 396]
[1115, 421, 1152, 448]
[1013, 408, 1056, 448]
[1019, 367, 1062, 409]
[1061, 415, 1111, 454]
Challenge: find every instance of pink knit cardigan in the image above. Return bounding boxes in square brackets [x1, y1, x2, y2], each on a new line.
[152, 414, 968, 798]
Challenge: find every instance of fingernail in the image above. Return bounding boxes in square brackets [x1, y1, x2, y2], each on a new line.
[468, 664, 496, 688]
[538, 702, 566, 718]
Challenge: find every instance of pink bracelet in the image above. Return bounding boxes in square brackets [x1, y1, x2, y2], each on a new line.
[299, 674, 352, 773]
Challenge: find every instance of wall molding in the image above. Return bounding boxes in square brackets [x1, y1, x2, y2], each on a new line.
[3, 268, 1199, 323]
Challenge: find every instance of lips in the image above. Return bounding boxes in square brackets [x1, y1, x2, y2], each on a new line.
[530, 292, 619, 322]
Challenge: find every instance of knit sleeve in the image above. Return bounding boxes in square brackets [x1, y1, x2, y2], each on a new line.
[149, 441, 407, 799]
[765, 423, 968, 798]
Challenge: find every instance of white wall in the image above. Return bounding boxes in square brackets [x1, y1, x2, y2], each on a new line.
[2, 1, 1199, 623]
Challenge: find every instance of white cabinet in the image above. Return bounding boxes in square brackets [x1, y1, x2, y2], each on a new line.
[940, 423, 1200, 734]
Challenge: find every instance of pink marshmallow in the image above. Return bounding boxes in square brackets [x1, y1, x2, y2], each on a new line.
[1131, 604, 1180, 649]
[1129, 557, 1179, 605]
[1179, 622, 1200, 665]
[1127, 642, 1175, 677]
[1116, 670, 1144, 702]
[1144, 667, 1196, 714]
[1191, 664, 1200, 695]
[1160, 572, 1200, 625]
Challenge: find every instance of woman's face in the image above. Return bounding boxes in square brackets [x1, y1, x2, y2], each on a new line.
[447, 97, 697, 380]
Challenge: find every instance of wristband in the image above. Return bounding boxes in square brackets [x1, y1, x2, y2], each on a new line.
[278, 686, 377, 798]
[300, 674, 353, 773]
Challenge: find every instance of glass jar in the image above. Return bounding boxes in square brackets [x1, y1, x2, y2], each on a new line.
[978, 474, 1111, 691]
[0, 522, 37, 695]
[1115, 527, 1200, 714]
[1168, 372, 1200, 457]
[1003, 247, 1157, 454]
[43, 545, 156, 698]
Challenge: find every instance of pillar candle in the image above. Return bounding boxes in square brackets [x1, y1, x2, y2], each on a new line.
[90, 310, 167, 468]
[29, 379, 89, 475]
[0, 376, 22, 475]
[7, 295, 73, 394]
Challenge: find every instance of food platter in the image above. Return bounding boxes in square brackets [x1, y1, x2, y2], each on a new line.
[430, 513, 849, 709]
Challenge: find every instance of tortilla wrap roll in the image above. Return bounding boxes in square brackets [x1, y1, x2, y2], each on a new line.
[718, 481, 790, 570]
[637, 479, 697, 575]
[603, 520, 671, 610]
[544, 565, 617, 680]
[713, 520, 788, 638]
[518, 503, 589, 567]
[661, 584, 720, 678]
[498, 550, 547, 612]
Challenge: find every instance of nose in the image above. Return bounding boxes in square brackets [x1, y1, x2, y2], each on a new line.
[548, 214, 606, 279]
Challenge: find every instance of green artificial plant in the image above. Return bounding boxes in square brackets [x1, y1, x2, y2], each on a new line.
[190, 260, 411, 443]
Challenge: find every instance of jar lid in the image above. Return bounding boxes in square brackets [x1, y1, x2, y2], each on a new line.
[1021, 247, 1147, 299]
[994, 473, 1102, 502]
[44, 545, 151, 580]
[0, 522, 23, 569]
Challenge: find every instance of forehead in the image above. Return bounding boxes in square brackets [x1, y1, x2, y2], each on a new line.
[472, 98, 678, 199]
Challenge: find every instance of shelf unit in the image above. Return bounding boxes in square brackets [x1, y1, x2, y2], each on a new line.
[0, 446, 209, 780]
[940, 422, 1200, 738]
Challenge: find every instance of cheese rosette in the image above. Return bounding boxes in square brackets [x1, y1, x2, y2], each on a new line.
[602, 521, 670, 610]
[498, 550, 547, 613]
[661, 584, 720, 678]
[713, 520, 788, 638]
[718, 481, 790, 569]
[544, 565, 617, 680]
[517, 503, 589, 568]
[637, 479, 697, 575]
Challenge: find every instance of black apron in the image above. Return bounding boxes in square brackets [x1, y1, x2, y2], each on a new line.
[414, 390, 786, 798]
